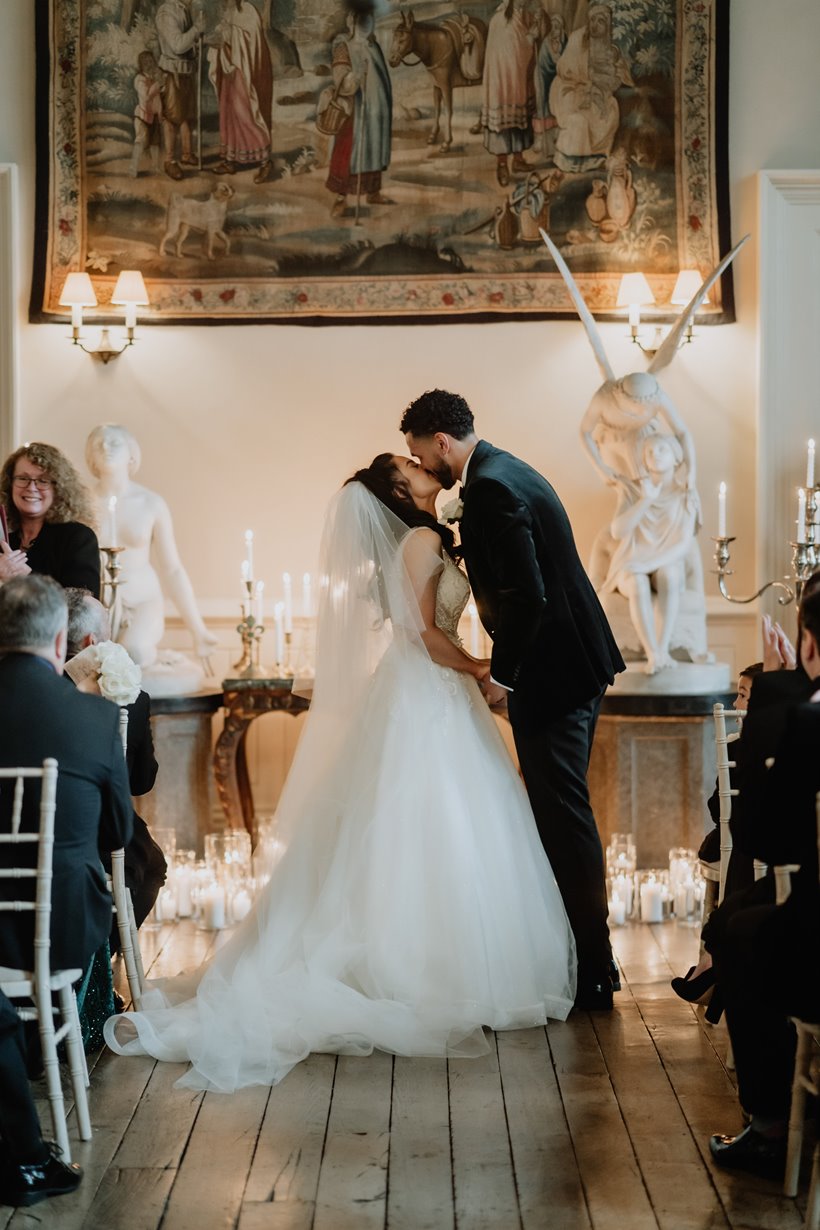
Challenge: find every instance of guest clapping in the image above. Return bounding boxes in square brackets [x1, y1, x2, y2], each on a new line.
[0, 443, 100, 595]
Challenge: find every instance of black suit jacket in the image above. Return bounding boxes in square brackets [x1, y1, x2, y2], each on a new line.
[9, 521, 101, 598]
[0, 654, 133, 971]
[459, 441, 624, 726]
[730, 668, 817, 855]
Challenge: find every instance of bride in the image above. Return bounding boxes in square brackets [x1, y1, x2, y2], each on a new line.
[104, 454, 576, 1091]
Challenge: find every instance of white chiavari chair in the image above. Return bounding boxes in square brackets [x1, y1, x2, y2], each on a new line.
[108, 707, 145, 1008]
[783, 792, 820, 1224]
[0, 759, 91, 1161]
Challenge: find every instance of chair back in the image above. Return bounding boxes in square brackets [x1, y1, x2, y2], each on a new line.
[119, 706, 129, 758]
[0, 760, 59, 992]
[713, 704, 746, 902]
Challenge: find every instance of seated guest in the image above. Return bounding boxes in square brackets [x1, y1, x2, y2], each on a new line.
[63, 588, 167, 938]
[709, 690, 820, 1175]
[0, 990, 82, 1207]
[0, 576, 132, 982]
[672, 584, 820, 1006]
[0, 443, 100, 596]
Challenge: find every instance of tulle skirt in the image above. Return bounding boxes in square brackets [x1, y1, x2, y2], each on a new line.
[104, 648, 576, 1090]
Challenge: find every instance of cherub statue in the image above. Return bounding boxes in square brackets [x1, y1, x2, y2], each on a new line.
[541, 229, 749, 673]
[85, 424, 218, 694]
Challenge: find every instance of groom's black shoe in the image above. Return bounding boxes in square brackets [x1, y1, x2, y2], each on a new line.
[574, 978, 614, 1011]
[709, 1125, 786, 1178]
[609, 958, 622, 992]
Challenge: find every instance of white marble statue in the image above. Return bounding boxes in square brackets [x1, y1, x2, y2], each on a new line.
[85, 424, 218, 696]
[541, 230, 748, 678]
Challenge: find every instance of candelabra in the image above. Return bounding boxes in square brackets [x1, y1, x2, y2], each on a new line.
[100, 546, 125, 639]
[712, 485, 818, 606]
[232, 581, 269, 679]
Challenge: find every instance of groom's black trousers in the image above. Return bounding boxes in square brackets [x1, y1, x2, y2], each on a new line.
[510, 690, 611, 982]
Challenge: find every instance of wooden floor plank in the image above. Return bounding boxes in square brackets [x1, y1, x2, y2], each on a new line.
[497, 1027, 592, 1230]
[449, 1035, 521, 1230]
[161, 1085, 270, 1230]
[244, 1052, 336, 1205]
[313, 1050, 393, 1230]
[548, 1013, 659, 1230]
[388, 1056, 454, 1230]
[75, 1166, 175, 1230]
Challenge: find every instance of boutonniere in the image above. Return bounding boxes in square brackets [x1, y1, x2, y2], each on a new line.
[438, 496, 464, 525]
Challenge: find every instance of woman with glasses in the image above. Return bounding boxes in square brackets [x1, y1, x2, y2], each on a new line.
[0, 444, 100, 595]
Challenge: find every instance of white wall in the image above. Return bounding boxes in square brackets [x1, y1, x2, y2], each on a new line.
[3, 0, 820, 646]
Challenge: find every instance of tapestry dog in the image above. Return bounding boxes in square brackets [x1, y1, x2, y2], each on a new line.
[159, 182, 235, 260]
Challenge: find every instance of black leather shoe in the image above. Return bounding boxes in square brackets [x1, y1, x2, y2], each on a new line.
[0, 1142, 83, 1207]
[574, 980, 614, 1011]
[671, 966, 716, 1003]
[709, 1125, 786, 1177]
[609, 958, 621, 992]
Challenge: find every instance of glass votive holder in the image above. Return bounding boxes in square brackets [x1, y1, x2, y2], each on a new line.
[205, 830, 253, 884]
[637, 869, 669, 923]
[174, 849, 196, 918]
[607, 832, 637, 879]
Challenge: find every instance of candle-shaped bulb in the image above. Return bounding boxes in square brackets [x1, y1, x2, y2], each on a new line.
[108, 495, 118, 547]
[807, 438, 816, 489]
[718, 482, 727, 537]
[282, 571, 293, 633]
[244, 529, 254, 581]
[274, 601, 285, 666]
[255, 579, 264, 625]
[302, 571, 312, 616]
[628, 303, 640, 330]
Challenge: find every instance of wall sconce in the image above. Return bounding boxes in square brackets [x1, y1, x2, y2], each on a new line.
[617, 269, 706, 358]
[670, 269, 708, 346]
[59, 270, 149, 364]
[616, 272, 658, 354]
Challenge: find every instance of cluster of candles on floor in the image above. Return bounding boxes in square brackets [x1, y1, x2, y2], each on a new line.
[605, 835, 705, 926]
[147, 821, 286, 930]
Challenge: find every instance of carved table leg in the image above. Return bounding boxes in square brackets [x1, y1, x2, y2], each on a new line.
[213, 709, 254, 836]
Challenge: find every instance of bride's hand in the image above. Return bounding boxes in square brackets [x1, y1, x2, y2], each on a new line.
[472, 659, 492, 685]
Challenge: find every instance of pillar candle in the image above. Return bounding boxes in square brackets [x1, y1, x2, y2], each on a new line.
[608, 896, 626, 926]
[640, 880, 663, 923]
[231, 887, 252, 923]
[202, 883, 225, 930]
[176, 865, 194, 917]
[718, 482, 727, 537]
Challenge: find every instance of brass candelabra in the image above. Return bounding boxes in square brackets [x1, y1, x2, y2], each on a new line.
[232, 581, 269, 679]
[99, 546, 125, 639]
[712, 485, 818, 606]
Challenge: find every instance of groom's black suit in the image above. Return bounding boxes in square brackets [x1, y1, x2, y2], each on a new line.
[459, 441, 625, 989]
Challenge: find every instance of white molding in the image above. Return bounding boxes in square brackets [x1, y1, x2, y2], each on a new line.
[758, 171, 820, 609]
[0, 164, 19, 459]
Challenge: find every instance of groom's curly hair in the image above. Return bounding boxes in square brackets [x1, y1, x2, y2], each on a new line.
[399, 390, 475, 440]
[346, 454, 458, 559]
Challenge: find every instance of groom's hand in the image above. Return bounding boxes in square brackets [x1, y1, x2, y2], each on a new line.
[483, 680, 509, 708]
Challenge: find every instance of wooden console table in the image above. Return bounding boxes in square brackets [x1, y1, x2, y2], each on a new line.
[214, 677, 310, 836]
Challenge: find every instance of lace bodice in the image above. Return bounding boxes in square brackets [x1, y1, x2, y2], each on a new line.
[435, 555, 471, 646]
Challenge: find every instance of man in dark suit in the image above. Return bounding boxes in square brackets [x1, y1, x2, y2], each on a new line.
[0, 990, 82, 1207]
[63, 588, 166, 938]
[0, 575, 133, 976]
[402, 389, 625, 1009]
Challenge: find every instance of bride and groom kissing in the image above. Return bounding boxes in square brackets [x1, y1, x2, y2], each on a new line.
[105, 389, 625, 1092]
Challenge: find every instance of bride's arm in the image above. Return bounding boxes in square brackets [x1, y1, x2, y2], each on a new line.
[404, 529, 490, 679]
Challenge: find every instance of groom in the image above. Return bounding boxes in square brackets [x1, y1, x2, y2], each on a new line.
[402, 390, 625, 1010]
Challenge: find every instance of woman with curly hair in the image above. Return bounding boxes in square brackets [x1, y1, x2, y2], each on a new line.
[0, 443, 100, 596]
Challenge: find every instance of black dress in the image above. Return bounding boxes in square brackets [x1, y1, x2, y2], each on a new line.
[9, 521, 101, 597]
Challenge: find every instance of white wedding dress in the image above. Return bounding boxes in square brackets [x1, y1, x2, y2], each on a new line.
[105, 486, 576, 1091]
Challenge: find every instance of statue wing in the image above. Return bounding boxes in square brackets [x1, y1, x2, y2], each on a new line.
[540, 229, 615, 384]
[648, 234, 751, 375]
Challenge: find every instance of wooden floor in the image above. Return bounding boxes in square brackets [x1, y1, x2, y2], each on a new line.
[2, 920, 813, 1230]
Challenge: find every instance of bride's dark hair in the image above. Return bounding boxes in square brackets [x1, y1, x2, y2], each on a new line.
[346, 453, 458, 559]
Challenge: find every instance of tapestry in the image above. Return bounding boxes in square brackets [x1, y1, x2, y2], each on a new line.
[31, 0, 732, 323]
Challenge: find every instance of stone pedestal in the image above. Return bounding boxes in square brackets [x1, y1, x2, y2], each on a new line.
[589, 691, 735, 868]
[139, 689, 222, 856]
